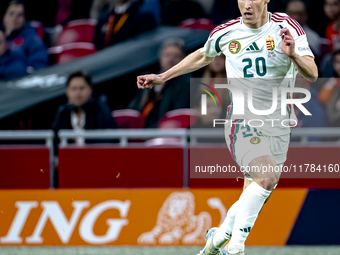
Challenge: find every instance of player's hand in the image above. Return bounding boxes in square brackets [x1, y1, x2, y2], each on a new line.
[280, 27, 296, 58]
[137, 74, 163, 89]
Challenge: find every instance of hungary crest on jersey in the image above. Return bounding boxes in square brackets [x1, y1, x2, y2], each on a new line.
[266, 35, 275, 51]
[229, 40, 241, 54]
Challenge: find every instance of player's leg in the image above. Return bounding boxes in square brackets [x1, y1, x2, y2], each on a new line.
[198, 123, 282, 255]
[222, 124, 282, 254]
[212, 179, 252, 249]
[242, 179, 253, 190]
[214, 172, 280, 249]
[214, 163, 282, 253]
[212, 200, 238, 248]
[196, 122, 246, 255]
[198, 121, 267, 255]
[225, 156, 280, 254]
[198, 200, 241, 255]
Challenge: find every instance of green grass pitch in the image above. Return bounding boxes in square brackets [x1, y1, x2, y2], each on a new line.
[0, 246, 340, 255]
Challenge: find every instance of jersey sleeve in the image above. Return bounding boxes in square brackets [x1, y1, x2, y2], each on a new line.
[200, 27, 226, 58]
[201, 19, 240, 58]
[294, 33, 314, 58]
[201, 38, 221, 58]
[284, 16, 314, 58]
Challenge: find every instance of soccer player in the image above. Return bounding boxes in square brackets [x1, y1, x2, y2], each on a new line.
[137, 0, 318, 254]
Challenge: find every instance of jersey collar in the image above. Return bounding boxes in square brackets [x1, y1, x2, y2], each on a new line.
[240, 12, 272, 33]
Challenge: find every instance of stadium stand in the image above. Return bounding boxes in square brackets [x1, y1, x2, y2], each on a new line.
[111, 109, 145, 129]
[48, 42, 97, 64]
[178, 18, 216, 30]
[158, 108, 199, 129]
[54, 19, 97, 46]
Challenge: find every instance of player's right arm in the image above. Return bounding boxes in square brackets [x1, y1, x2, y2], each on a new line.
[137, 48, 214, 89]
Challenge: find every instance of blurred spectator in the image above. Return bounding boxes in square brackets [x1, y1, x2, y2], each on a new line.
[286, 0, 321, 58]
[0, 29, 28, 79]
[129, 38, 190, 128]
[326, 82, 340, 127]
[294, 73, 329, 131]
[306, 0, 329, 38]
[52, 71, 117, 132]
[319, 49, 340, 126]
[319, 49, 340, 104]
[320, 53, 336, 78]
[160, 0, 207, 26]
[2, 0, 48, 73]
[93, 0, 157, 50]
[91, 0, 161, 23]
[324, 0, 340, 48]
[17, 0, 93, 27]
[52, 71, 117, 150]
[55, 0, 93, 25]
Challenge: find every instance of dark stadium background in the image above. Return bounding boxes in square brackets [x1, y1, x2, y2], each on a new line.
[0, 0, 339, 254]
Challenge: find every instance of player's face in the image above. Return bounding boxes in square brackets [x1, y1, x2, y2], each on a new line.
[66, 77, 92, 107]
[238, 0, 269, 28]
[324, 0, 340, 21]
[160, 45, 184, 72]
[3, 4, 25, 33]
[286, 1, 307, 26]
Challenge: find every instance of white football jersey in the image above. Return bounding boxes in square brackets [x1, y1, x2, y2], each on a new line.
[201, 12, 314, 136]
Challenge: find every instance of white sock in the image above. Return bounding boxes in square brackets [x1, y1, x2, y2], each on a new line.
[213, 200, 239, 248]
[229, 182, 271, 250]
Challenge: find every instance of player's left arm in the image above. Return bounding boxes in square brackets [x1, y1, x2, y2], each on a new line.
[280, 27, 318, 83]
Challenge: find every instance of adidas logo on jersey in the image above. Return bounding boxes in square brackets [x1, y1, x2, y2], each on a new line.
[246, 42, 260, 51]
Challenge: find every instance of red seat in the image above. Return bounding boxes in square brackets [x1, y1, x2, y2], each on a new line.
[179, 18, 216, 30]
[55, 19, 97, 46]
[112, 109, 145, 129]
[48, 42, 97, 64]
[158, 108, 199, 129]
[30, 20, 44, 40]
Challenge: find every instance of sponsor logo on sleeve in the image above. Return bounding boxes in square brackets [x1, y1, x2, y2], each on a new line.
[298, 47, 311, 51]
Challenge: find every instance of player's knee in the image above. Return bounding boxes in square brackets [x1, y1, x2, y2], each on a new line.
[256, 177, 278, 191]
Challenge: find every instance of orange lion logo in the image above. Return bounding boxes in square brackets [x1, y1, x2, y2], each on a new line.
[138, 192, 212, 245]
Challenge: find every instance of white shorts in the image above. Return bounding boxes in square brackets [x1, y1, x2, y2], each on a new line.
[225, 120, 290, 181]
